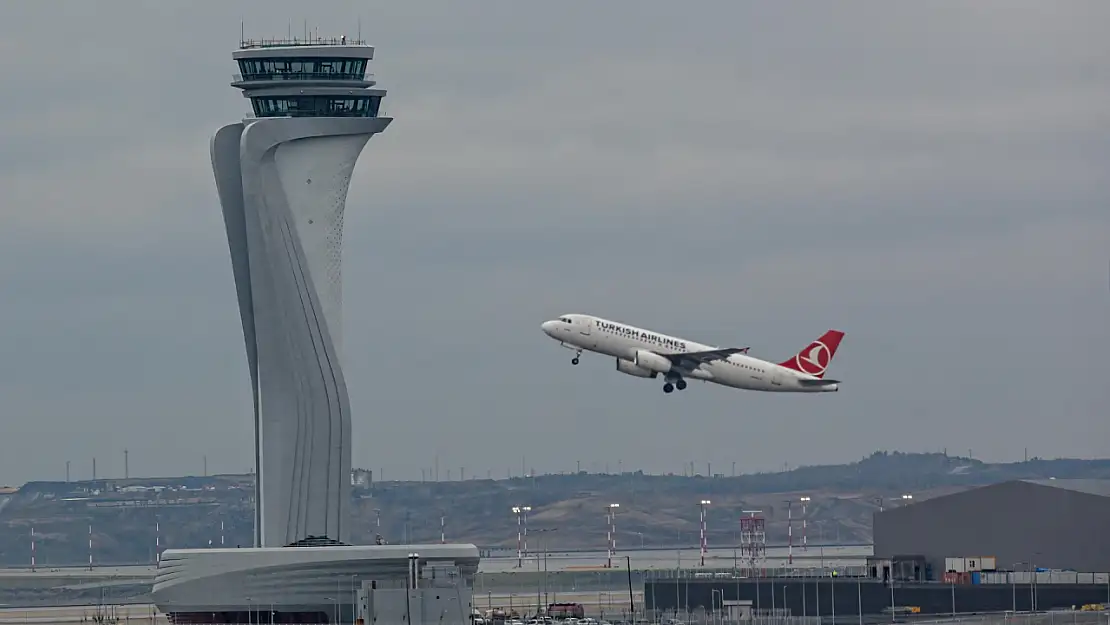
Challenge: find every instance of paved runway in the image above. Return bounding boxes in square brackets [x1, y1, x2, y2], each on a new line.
[0, 591, 646, 623]
[0, 604, 163, 623]
[0, 544, 871, 583]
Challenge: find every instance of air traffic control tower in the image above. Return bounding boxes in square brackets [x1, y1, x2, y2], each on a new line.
[211, 35, 392, 549]
[153, 38, 478, 624]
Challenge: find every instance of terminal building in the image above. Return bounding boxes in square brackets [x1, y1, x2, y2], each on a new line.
[873, 479, 1110, 578]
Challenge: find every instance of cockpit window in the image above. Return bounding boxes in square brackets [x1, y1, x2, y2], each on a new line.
[560, 317, 572, 323]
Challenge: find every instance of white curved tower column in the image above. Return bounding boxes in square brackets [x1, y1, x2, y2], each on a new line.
[211, 38, 392, 547]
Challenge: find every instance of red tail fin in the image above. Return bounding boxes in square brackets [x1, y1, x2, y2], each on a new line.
[778, 330, 845, 378]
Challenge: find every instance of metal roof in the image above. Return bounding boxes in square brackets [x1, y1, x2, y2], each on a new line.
[1022, 478, 1110, 498]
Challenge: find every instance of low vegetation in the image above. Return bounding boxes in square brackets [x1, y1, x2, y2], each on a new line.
[1, 451, 1106, 566]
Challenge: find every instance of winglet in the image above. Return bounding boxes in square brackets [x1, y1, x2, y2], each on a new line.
[778, 330, 844, 379]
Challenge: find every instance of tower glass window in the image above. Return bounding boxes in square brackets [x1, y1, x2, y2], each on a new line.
[250, 95, 382, 118]
[237, 58, 368, 81]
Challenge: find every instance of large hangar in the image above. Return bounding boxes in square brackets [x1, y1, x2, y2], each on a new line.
[873, 479, 1110, 577]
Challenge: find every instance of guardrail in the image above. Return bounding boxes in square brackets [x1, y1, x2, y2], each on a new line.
[239, 37, 368, 49]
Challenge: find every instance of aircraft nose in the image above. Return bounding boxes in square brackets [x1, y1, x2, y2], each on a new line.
[541, 320, 558, 336]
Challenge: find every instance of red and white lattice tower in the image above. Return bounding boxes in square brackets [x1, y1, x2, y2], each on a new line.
[740, 510, 766, 575]
[784, 500, 793, 565]
[698, 500, 712, 566]
[606, 503, 619, 568]
[800, 496, 810, 552]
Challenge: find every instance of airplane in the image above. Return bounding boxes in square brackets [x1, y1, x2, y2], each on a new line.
[540, 314, 844, 394]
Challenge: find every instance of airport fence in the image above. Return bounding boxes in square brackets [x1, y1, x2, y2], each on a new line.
[909, 612, 1110, 625]
[643, 612, 1110, 625]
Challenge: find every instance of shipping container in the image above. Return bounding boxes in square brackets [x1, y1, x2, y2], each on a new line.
[966, 557, 982, 572]
[971, 572, 982, 584]
[945, 557, 966, 573]
[980, 556, 997, 571]
[942, 572, 959, 584]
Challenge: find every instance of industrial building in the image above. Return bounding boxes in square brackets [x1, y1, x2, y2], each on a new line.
[873, 479, 1110, 578]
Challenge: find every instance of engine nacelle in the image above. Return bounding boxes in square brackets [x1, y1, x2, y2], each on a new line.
[633, 349, 673, 374]
[615, 358, 658, 378]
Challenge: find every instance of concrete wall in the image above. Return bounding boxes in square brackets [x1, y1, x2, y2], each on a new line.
[873, 481, 1110, 575]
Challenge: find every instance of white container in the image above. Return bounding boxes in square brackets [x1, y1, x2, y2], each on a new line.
[965, 557, 981, 572]
[945, 557, 966, 572]
[980, 556, 997, 571]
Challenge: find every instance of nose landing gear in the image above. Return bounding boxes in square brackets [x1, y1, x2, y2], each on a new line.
[571, 349, 582, 365]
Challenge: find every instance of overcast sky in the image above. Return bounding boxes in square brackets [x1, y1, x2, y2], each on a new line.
[1, 1, 1108, 486]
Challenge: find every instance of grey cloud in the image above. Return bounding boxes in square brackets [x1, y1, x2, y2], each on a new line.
[0, 1, 1107, 484]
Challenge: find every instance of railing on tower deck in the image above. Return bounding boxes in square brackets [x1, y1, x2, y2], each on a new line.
[233, 72, 374, 83]
[239, 36, 368, 49]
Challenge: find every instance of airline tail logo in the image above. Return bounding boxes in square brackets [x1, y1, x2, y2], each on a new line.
[779, 330, 844, 378]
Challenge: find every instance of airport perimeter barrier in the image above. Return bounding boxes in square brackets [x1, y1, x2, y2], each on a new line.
[638, 612, 1110, 625]
[643, 569, 1110, 586]
[475, 566, 874, 593]
[908, 612, 1110, 625]
[644, 567, 872, 581]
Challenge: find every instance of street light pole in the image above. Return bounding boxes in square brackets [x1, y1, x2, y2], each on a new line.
[1030, 561, 1036, 612]
[1012, 561, 1025, 612]
[699, 500, 711, 567]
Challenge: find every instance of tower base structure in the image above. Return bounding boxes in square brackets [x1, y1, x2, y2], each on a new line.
[150, 543, 480, 624]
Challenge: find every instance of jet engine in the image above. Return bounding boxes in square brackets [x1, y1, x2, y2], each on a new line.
[633, 349, 672, 374]
[615, 358, 658, 378]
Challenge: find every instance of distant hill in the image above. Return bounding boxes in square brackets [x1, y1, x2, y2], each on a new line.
[0, 451, 1107, 566]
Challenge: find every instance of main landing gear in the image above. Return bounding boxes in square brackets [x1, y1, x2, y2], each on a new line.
[663, 378, 688, 394]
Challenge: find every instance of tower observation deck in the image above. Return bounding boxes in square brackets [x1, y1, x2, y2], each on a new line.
[211, 35, 393, 549]
[232, 36, 386, 119]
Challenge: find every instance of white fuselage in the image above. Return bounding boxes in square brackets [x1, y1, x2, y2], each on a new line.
[543, 314, 837, 393]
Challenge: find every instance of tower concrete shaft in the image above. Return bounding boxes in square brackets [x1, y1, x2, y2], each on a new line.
[212, 36, 392, 547]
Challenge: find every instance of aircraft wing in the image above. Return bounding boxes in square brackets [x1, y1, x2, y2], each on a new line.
[665, 347, 749, 368]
